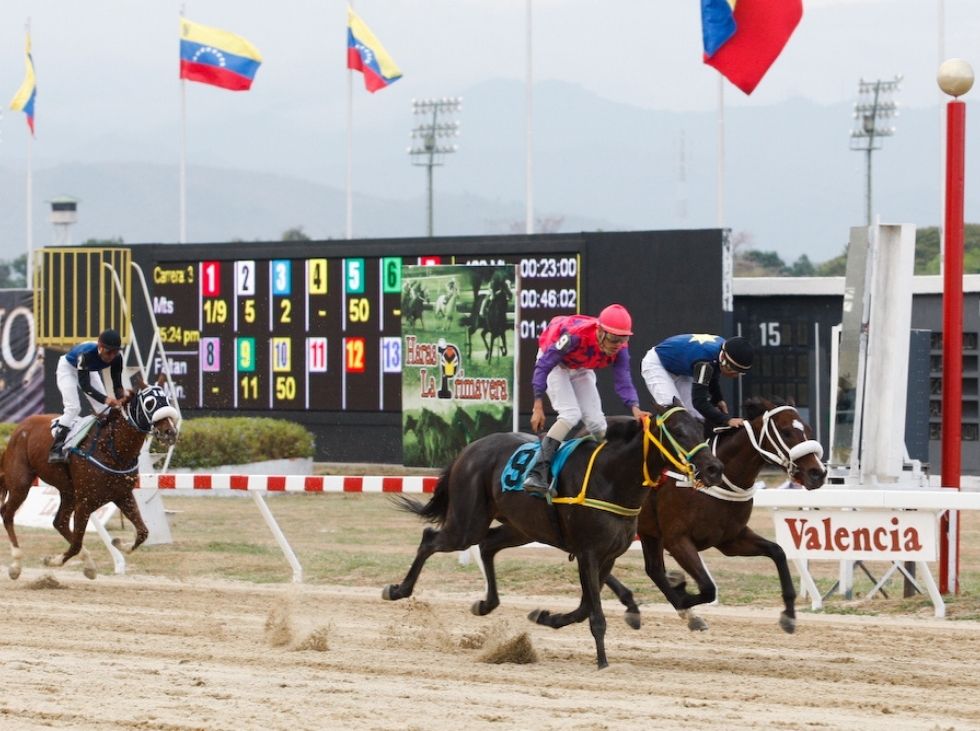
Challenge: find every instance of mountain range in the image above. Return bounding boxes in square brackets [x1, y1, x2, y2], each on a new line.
[1, 79, 975, 264]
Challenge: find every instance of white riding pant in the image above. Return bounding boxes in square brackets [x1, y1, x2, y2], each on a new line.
[640, 348, 702, 422]
[55, 355, 108, 430]
[545, 366, 606, 439]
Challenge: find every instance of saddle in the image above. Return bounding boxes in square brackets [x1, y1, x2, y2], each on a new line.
[50, 415, 98, 458]
[501, 437, 594, 495]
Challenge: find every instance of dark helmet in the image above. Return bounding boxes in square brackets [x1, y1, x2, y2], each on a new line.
[720, 336, 753, 373]
[98, 328, 122, 350]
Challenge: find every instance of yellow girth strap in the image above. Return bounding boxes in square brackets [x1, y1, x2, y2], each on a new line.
[551, 442, 643, 517]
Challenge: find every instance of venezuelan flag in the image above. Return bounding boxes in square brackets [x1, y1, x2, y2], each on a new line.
[179, 18, 262, 91]
[347, 6, 402, 93]
[701, 0, 802, 95]
[9, 32, 37, 135]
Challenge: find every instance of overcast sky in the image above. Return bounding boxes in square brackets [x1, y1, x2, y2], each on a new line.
[1, 0, 978, 256]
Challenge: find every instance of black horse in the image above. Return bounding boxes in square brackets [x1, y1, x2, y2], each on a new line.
[382, 402, 724, 669]
[401, 282, 428, 330]
[603, 397, 827, 633]
[466, 272, 514, 363]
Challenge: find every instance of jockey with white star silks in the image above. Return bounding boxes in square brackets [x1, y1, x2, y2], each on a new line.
[524, 304, 651, 497]
[49, 328, 126, 463]
[640, 334, 754, 431]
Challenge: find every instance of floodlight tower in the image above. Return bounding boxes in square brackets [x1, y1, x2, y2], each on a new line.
[850, 76, 901, 225]
[409, 97, 462, 237]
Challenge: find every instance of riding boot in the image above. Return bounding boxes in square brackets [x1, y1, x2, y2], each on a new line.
[523, 436, 560, 496]
[48, 425, 70, 464]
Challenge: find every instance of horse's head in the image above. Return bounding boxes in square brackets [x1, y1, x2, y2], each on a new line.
[648, 399, 724, 488]
[743, 397, 826, 490]
[126, 376, 180, 447]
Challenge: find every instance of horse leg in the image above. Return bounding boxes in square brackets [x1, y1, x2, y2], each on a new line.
[44, 504, 93, 570]
[718, 527, 797, 634]
[46, 488, 98, 580]
[603, 573, 642, 630]
[110, 491, 149, 555]
[529, 552, 609, 669]
[482, 329, 492, 362]
[638, 534, 709, 631]
[383, 524, 478, 601]
[1, 483, 30, 580]
[470, 524, 530, 617]
[661, 537, 718, 631]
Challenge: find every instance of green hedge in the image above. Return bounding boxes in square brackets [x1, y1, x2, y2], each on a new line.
[1, 417, 315, 469]
[161, 417, 315, 469]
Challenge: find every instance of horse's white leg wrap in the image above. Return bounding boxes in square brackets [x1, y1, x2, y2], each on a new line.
[8, 546, 23, 580]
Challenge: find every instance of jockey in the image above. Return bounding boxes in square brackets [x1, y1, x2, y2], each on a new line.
[524, 304, 650, 496]
[49, 328, 126, 463]
[640, 334, 754, 432]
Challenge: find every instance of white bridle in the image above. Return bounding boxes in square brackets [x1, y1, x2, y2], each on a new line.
[696, 405, 825, 502]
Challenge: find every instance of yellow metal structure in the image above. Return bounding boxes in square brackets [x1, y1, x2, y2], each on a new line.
[33, 248, 132, 348]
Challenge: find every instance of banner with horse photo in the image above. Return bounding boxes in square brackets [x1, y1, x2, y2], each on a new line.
[401, 264, 518, 468]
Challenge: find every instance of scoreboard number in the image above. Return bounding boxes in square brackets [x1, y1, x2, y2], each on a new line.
[272, 260, 292, 295]
[345, 259, 365, 294]
[381, 337, 401, 373]
[272, 337, 291, 372]
[237, 337, 256, 372]
[345, 337, 366, 373]
[202, 261, 221, 297]
[307, 337, 328, 373]
[308, 259, 328, 295]
[201, 337, 221, 372]
[235, 261, 256, 296]
[382, 258, 401, 293]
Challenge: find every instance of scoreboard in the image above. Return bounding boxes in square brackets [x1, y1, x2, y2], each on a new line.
[120, 230, 726, 462]
[146, 247, 581, 413]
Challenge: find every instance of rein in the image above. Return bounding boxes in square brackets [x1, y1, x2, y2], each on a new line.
[550, 408, 708, 517]
[70, 412, 140, 474]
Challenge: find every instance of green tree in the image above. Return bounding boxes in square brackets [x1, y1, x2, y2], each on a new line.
[789, 254, 815, 277]
[281, 227, 311, 241]
[0, 254, 27, 288]
[80, 236, 125, 247]
[914, 225, 980, 275]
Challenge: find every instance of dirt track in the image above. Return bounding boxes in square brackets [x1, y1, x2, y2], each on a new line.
[1, 569, 979, 730]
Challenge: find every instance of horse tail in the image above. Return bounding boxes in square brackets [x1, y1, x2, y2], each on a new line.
[389, 467, 452, 526]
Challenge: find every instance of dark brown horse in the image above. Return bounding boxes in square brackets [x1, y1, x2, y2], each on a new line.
[604, 397, 826, 633]
[0, 374, 179, 580]
[383, 402, 724, 668]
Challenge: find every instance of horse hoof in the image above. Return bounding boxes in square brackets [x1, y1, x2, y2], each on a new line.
[471, 599, 496, 616]
[8, 565, 21, 580]
[779, 612, 796, 634]
[527, 609, 549, 625]
[623, 611, 641, 630]
[83, 566, 97, 580]
[111, 537, 123, 549]
[42, 555, 60, 567]
[597, 660, 609, 670]
[688, 616, 709, 632]
[382, 584, 402, 601]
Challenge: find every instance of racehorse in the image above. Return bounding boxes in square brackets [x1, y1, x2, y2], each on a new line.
[603, 397, 827, 634]
[0, 374, 180, 580]
[401, 282, 428, 330]
[383, 402, 724, 668]
[466, 279, 512, 363]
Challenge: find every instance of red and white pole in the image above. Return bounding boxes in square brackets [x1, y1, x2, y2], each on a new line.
[937, 58, 973, 594]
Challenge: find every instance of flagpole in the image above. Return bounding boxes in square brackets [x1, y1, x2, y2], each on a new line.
[716, 76, 725, 227]
[179, 7, 188, 244]
[25, 18, 33, 280]
[524, 0, 534, 235]
[346, 68, 353, 239]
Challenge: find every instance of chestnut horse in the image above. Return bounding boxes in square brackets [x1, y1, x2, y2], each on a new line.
[603, 397, 827, 633]
[383, 402, 724, 669]
[0, 374, 179, 580]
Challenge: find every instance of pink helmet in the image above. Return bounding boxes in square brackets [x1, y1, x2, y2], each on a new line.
[598, 304, 633, 336]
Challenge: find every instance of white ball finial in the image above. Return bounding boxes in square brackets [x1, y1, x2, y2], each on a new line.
[938, 58, 974, 97]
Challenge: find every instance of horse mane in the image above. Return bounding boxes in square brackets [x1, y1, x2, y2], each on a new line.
[742, 396, 791, 421]
[604, 416, 642, 443]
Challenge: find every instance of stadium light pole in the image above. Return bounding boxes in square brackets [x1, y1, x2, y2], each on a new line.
[849, 76, 901, 225]
[409, 97, 462, 238]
